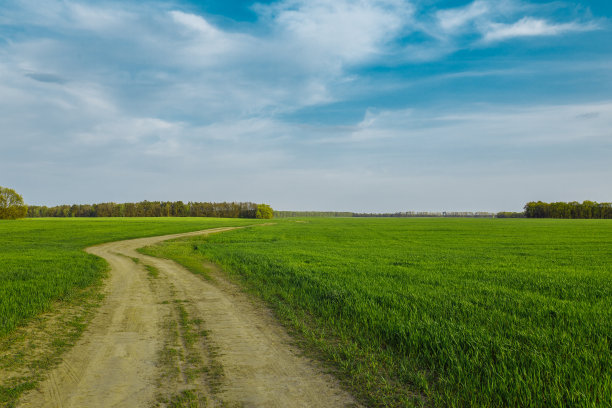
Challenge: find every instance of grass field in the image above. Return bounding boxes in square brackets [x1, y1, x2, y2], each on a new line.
[0, 217, 258, 337]
[142, 218, 612, 407]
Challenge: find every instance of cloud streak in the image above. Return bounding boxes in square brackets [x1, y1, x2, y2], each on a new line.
[432, 0, 600, 48]
[482, 17, 599, 42]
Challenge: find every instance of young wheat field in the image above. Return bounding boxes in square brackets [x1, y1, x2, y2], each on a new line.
[142, 218, 612, 407]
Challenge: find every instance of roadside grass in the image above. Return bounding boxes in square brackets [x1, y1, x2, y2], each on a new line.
[139, 242, 218, 281]
[142, 218, 612, 407]
[0, 283, 103, 407]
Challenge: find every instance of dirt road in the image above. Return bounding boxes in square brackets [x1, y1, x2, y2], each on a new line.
[17, 228, 359, 408]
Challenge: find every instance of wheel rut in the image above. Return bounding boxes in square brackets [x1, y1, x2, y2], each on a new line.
[17, 227, 359, 408]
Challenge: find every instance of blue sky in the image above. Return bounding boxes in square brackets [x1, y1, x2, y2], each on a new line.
[1, 0, 610, 212]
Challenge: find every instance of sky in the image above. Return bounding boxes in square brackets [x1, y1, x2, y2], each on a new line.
[1, 0, 611, 212]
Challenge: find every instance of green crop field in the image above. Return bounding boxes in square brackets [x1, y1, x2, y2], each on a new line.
[0, 217, 258, 337]
[142, 218, 612, 407]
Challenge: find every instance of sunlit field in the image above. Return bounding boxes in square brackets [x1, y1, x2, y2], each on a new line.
[143, 218, 612, 407]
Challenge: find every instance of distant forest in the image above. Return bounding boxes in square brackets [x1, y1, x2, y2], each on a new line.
[524, 201, 612, 219]
[27, 201, 273, 219]
[22, 200, 612, 220]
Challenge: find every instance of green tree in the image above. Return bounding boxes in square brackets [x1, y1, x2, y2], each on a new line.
[0, 186, 28, 220]
[255, 203, 273, 219]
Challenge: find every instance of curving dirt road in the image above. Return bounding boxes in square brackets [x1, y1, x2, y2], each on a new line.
[17, 227, 359, 408]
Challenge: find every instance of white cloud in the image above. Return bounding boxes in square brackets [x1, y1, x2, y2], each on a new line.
[263, 0, 414, 65]
[428, 0, 600, 49]
[170, 10, 221, 36]
[436, 0, 490, 33]
[483, 17, 598, 42]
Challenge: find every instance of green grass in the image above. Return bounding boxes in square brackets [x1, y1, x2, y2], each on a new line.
[0, 217, 258, 336]
[142, 218, 612, 407]
[145, 263, 160, 278]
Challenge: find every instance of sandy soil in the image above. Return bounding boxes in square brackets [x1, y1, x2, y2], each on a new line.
[17, 227, 359, 408]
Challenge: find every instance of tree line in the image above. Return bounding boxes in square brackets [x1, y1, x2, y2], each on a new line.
[26, 201, 273, 219]
[4, 184, 610, 221]
[524, 201, 612, 219]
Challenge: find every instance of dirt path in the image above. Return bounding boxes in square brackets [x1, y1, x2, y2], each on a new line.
[17, 227, 359, 408]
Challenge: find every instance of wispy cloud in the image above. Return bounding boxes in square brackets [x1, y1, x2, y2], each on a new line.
[430, 0, 600, 48]
[482, 17, 599, 42]
[436, 0, 491, 33]
[170, 10, 224, 38]
[260, 0, 414, 64]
